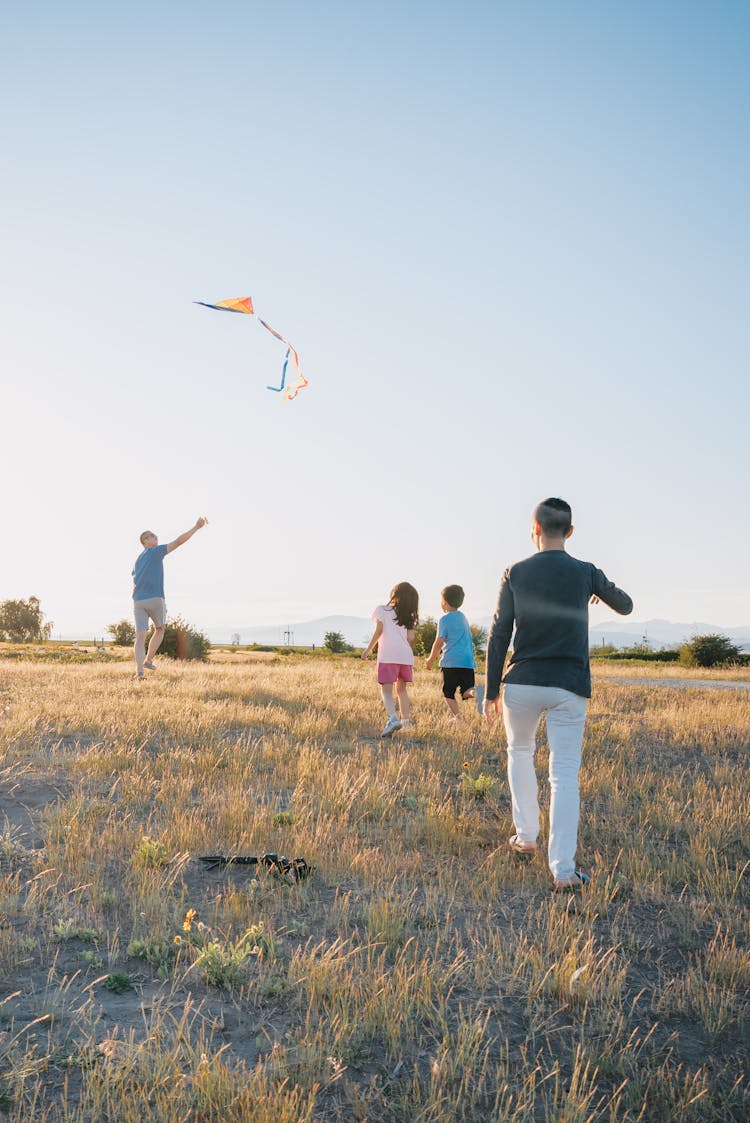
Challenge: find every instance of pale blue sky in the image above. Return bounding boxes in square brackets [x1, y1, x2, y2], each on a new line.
[2, 1, 748, 636]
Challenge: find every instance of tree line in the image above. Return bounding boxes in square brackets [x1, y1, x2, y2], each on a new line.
[1, 597, 746, 668]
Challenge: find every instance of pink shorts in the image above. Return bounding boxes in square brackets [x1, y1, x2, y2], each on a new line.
[377, 662, 414, 685]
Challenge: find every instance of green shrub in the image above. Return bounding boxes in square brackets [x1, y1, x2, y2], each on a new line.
[323, 631, 350, 653]
[413, 617, 437, 658]
[470, 624, 488, 656]
[679, 634, 742, 668]
[107, 619, 136, 646]
[148, 616, 210, 661]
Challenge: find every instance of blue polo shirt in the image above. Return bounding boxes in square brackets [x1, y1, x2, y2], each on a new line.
[132, 544, 168, 600]
[438, 610, 476, 669]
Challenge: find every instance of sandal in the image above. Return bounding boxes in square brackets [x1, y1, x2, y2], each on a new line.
[509, 834, 537, 856]
[553, 870, 590, 892]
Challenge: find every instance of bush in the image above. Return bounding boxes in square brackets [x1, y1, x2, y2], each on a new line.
[108, 619, 136, 646]
[323, 631, 350, 654]
[413, 617, 437, 658]
[679, 633, 742, 668]
[470, 624, 487, 657]
[149, 617, 210, 661]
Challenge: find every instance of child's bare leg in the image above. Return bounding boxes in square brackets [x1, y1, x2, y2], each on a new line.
[395, 680, 411, 720]
[380, 684, 397, 717]
[445, 697, 462, 720]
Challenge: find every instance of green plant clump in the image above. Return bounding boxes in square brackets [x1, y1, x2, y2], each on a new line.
[132, 836, 169, 869]
[679, 633, 742, 667]
[462, 772, 497, 800]
[146, 616, 210, 661]
[128, 937, 177, 977]
[104, 973, 132, 993]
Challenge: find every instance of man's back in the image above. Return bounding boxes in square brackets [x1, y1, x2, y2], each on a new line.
[488, 551, 632, 698]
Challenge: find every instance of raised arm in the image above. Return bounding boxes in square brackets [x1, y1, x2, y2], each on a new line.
[591, 567, 633, 616]
[167, 516, 208, 554]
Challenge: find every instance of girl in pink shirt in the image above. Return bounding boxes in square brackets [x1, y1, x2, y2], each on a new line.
[361, 582, 419, 738]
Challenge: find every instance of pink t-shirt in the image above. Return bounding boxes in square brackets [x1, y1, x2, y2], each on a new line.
[373, 605, 414, 665]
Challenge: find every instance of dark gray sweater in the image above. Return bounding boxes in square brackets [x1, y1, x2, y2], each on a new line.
[486, 550, 633, 700]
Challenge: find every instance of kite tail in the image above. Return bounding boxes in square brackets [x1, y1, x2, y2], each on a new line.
[258, 318, 309, 401]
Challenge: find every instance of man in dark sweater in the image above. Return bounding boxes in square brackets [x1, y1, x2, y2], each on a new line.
[484, 498, 633, 890]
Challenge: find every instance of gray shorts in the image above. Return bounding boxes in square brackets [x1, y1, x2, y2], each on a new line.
[133, 598, 167, 631]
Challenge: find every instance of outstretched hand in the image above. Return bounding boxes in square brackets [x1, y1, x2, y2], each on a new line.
[195, 516, 209, 529]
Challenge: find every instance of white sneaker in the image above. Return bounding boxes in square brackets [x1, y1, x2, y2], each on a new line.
[380, 714, 402, 738]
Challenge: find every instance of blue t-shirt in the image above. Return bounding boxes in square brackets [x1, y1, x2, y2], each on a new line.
[132, 544, 168, 600]
[438, 610, 475, 669]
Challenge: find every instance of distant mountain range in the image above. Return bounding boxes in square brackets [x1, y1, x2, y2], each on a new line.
[207, 615, 750, 652]
[207, 615, 374, 648]
[589, 618, 750, 652]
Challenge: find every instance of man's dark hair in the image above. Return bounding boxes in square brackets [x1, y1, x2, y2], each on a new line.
[533, 498, 572, 537]
[441, 584, 465, 609]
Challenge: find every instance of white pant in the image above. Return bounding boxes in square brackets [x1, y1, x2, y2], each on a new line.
[502, 684, 587, 880]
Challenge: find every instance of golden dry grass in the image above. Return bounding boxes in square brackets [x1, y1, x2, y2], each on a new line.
[0, 652, 748, 1121]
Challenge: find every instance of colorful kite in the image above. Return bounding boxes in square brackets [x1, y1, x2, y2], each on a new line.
[194, 295, 309, 401]
[195, 297, 254, 315]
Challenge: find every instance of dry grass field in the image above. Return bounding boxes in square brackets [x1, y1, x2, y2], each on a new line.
[0, 649, 748, 1121]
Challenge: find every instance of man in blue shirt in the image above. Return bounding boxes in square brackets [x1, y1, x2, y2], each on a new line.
[426, 585, 477, 720]
[132, 516, 208, 678]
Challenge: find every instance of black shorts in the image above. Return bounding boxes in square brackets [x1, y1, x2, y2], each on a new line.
[441, 667, 475, 699]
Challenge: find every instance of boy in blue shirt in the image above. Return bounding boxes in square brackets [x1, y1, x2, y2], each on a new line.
[426, 585, 479, 720]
